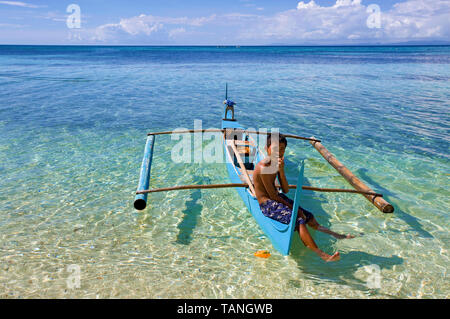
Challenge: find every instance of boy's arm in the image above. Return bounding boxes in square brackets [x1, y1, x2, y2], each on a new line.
[277, 157, 290, 194]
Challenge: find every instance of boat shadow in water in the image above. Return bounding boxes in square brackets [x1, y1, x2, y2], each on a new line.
[356, 168, 433, 239]
[287, 176, 404, 294]
[175, 189, 203, 245]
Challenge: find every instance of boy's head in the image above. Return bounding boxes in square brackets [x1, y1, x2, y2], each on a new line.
[266, 133, 287, 158]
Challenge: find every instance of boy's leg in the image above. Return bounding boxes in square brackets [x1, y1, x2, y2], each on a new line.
[307, 217, 354, 239]
[298, 224, 340, 262]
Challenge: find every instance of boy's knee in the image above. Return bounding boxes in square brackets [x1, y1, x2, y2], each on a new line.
[308, 219, 320, 230]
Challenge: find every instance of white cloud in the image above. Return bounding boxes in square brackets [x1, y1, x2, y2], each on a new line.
[0, 1, 44, 8]
[333, 0, 361, 8]
[89, 0, 450, 44]
[383, 0, 450, 39]
[189, 14, 217, 26]
[297, 1, 318, 10]
[168, 27, 186, 38]
[241, 0, 450, 43]
[92, 14, 218, 41]
[118, 15, 163, 36]
[0, 22, 27, 28]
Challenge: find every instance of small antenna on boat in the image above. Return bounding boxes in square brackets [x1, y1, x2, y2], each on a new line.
[225, 83, 228, 100]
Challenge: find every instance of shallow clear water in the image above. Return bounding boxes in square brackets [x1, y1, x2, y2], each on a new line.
[0, 46, 449, 298]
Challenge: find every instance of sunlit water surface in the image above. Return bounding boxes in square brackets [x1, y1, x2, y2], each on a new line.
[0, 46, 449, 298]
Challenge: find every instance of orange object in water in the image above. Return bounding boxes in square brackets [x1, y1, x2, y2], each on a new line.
[254, 250, 271, 258]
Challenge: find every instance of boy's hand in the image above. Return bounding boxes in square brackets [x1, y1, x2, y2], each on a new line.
[278, 157, 285, 171]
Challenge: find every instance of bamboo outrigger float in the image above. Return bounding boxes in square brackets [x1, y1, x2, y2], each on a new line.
[134, 87, 394, 255]
[309, 141, 394, 213]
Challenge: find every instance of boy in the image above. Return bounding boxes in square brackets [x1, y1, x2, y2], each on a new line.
[253, 133, 354, 262]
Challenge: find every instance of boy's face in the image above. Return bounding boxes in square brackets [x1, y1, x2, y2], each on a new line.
[267, 142, 286, 159]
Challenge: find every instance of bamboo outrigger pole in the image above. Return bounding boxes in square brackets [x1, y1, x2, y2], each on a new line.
[309, 140, 394, 213]
[136, 183, 383, 197]
[139, 129, 392, 213]
[147, 129, 321, 143]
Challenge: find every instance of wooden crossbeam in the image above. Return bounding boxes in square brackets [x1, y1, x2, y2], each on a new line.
[147, 129, 321, 143]
[136, 183, 383, 197]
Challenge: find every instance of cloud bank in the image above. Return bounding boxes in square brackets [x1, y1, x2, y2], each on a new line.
[82, 0, 450, 44]
[0, 1, 44, 8]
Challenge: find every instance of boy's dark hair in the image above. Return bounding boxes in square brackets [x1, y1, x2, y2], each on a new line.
[266, 133, 287, 148]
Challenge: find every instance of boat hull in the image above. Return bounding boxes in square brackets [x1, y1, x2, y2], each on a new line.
[222, 109, 304, 256]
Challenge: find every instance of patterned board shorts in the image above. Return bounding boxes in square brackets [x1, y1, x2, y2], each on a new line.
[260, 193, 314, 230]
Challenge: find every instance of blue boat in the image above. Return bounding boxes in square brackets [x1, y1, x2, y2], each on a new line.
[221, 96, 305, 256]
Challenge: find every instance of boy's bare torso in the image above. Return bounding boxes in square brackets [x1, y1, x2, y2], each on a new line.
[253, 155, 302, 217]
[253, 158, 278, 205]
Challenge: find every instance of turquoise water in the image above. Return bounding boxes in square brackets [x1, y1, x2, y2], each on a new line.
[0, 46, 449, 298]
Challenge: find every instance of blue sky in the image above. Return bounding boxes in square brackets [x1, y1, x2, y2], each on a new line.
[0, 0, 449, 44]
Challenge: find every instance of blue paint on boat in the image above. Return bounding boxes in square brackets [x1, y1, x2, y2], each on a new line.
[222, 101, 305, 255]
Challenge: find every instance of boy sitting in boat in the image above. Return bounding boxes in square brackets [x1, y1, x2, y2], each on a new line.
[253, 133, 354, 262]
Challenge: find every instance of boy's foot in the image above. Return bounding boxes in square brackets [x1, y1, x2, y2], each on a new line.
[334, 233, 355, 239]
[317, 250, 340, 262]
[326, 252, 340, 262]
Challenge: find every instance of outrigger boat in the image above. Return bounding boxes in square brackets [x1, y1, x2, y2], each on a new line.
[134, 86, 394, 256]
[220, 93, 305, 255]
